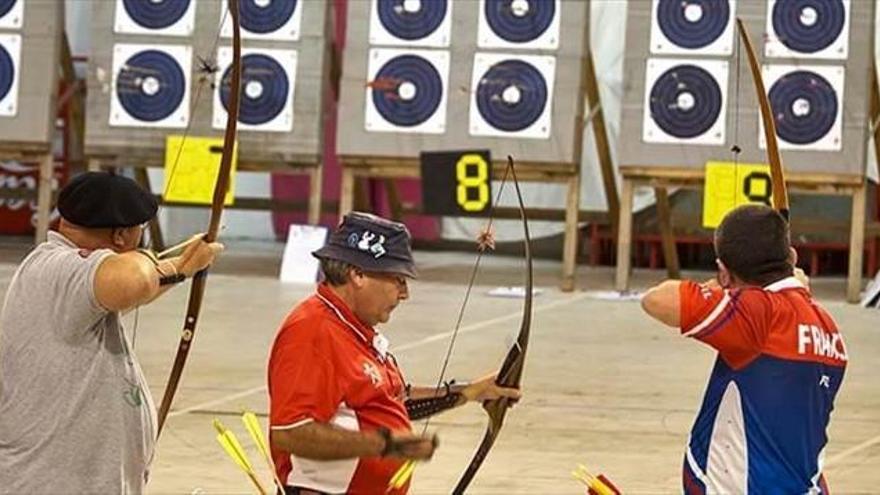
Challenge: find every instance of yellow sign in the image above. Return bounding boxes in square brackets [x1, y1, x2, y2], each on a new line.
[163, 135, 237, 205]
[703, 161, 773, 228]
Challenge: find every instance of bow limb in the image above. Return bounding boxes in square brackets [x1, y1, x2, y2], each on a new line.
[735, 18, 790, 221]
[156, 0, 242, 435]
[452, 157, 533, 494]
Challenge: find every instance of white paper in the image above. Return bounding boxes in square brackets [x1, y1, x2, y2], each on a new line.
[279, 224, 329, 284]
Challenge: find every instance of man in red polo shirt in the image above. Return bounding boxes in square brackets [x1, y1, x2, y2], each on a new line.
[268, 212, 520, 494]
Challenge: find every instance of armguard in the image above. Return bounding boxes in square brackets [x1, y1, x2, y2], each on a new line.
[405, 391, 463, 420]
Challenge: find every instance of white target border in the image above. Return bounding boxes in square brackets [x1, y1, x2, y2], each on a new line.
[764, 0, 850, 59]
[649, 0, 736, 55]
[477, 0, 560, 50]
[0, 34, 21, 117]
[469, 52, 555, 139]
[364, 47, 450, 134]
[759, 64, 844, 151]
[369, 0, 452, 47]
[114, 0, 196, 36]
[0, 0, 23, 29]
[642, 57, 729, 145]
[212, 47, 297, 132]
[221, 0, 302, 41]
[109, 43, 192, 128]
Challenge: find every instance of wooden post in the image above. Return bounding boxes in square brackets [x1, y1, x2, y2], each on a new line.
[654, 186, 680, 279]
[34, 153, 54, 243]
[308, 164, 323, 225]
[561, 172, 581, 291]
[384, 178, 404, 222]
[615, 178, 635, 291]
[338, 166, 355, 220]
[584, 50, 619, 230]
[847, 182, 867, 303]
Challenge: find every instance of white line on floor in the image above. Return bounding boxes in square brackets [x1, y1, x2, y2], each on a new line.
[167, 291, 593, 418]
[824, 433, 880, 467]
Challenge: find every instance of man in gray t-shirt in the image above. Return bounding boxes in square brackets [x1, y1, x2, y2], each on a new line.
[0, 172, 223, 494]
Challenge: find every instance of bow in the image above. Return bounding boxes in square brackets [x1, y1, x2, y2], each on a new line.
[735, 18, 790, 221]
[156, 0, 242, 435]
[451, 156, 533, 493]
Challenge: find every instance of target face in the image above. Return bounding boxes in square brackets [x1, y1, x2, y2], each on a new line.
[221, 0, 302, 41]
[369, 0, 452, 47]
[477, 0, 560, 50]
[114, 0, 195, 36]
[469, 52, 555, 139]
[765, 0, 849, 59]
[213, 47, 297, 132]
[642, 58, 728, 145]
[0, 34, 21, 117]
[760, 64, 843, 151]
[365, 48, 449, 134]
[110, 44, 191, 128]
[0, 0, 23, 29]
[650, 0, 734, 55]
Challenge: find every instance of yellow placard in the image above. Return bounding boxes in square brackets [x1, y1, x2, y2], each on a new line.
[703, 161, 774, 228]
[163, 135, 237, 205]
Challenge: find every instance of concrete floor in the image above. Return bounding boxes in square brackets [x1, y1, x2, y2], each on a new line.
[1, 240, 878, 494]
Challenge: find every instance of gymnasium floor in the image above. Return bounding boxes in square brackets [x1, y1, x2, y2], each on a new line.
[1, 242, 877, 494]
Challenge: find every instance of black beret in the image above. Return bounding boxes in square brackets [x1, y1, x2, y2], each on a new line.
[57, 172, 158, 228]
[313, 212, 417, 278]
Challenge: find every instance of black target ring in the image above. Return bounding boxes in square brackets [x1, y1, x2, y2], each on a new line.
[649, 64, 722, 138]
[122, 0, 191, 30]
[116, 50, 186, 122]
[656, 0, 729, 50]
[484, 0, 555, 44]
[768, 70, 837, 144]
[220, 53, 290, 125]
[376, 0, 448, 41]
[476, 59, 548, 132]
[371, 54, 443, 127]
[0, 0, 17, 19]
[771, 0, 845, 54]
[0, 44, 14, 102]
[240, 0, 297, 34]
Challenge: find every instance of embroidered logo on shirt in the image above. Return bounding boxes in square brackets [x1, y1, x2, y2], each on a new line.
[362, 361, 383, 387]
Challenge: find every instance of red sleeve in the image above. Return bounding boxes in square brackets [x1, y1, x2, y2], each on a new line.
[268, 317, 343, 428]
[679, 281, 771, 369]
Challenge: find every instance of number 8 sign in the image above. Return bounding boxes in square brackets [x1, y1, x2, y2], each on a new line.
[420, 150, 493, 216]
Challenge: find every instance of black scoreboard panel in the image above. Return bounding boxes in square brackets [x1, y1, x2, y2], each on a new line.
[420, 150, 492, 217]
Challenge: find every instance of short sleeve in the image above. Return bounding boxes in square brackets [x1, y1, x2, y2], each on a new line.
[42, 247, 113, 337]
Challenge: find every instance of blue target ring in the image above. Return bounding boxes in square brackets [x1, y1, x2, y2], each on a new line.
[240, 0, 297, 34]
[122, 0, 191, 30]
[220, 53, 290, 125]
[371, 54, 442, 127]
[0, 0, 17, 19]
[377, 0, 448, 41]
[649, 64, 722, 138]
[0, 44, 13, 102]
[656, 0, 729, 50]
[484, 0, 555, 44]
[476, 59, 548, 132]
[768, 70, 837, 145]
[772, 0, 845, 54]
[116, 50, 186, 122]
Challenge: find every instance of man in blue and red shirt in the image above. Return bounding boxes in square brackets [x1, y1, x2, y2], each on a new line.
[642, 204, 846, 494]
[268, 212, 519, 494]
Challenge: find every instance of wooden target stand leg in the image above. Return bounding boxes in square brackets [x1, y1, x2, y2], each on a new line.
[307, 163, 324, 225]
[561, 172, 581, 291]
[614, 177, 635, 292]
[847, 183, 867, 303]
[33, 152, 54, 244]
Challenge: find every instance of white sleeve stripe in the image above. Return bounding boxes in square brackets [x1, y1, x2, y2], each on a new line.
[683, 293, 731, 337]
[270, 417, 314, 430]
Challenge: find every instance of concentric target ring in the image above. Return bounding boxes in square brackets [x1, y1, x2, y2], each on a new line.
[768, 70, 837, 144]
[116, 50, 186, 122]
[484, 0, 555, 44]
[371, 54, 442, 127]
[122, 0, 191, 30]
[0, 0, 17, 19]
[240, 0, 297, 34]
[377, 0, 448, 41]
[0, 44, 13, 102]
[656, 0, 729, 50]
[649, 64, 722, 138]
[220, 53, 290, 125]
[771, 0, 845, 54]
[476, 59, 547, 132]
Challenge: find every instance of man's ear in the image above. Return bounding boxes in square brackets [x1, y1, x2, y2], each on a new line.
[716, 258, 732, 288]
[110, 228, 126, 249]
[789, 247, 798, 266]
[350, 268, 367, 288]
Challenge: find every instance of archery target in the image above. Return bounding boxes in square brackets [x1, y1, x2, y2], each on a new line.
[469, 52, 555, 139]
[477, 0, 560, 50]
[364, 48, 449, 134]
[114, 0, 195, 36]
[0, 0, 23, 29]
[759, 64, 843, 151]
[0, 34, 20, 117]
[369, 0, 452, 47]
[764, 0, 849, 59]
[213, 47, 297, 132]
[221, 0, 302, 41]
[649, 0, 734, 55]
[109, 44, 191, 128]
[642, 58, 728, 145]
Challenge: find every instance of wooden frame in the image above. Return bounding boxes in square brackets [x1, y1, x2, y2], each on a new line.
[0, 147, 54, 243]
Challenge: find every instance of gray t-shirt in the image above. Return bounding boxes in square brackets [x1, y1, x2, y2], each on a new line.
[0, 232, 157, 494]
